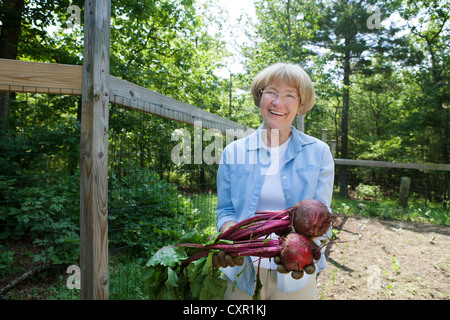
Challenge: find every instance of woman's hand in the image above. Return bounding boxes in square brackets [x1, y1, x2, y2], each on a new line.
[212, 221, 245, 269]
[273, 256, 316, 280]
[219, 220, 237, 233]
[212, 251, 245, 269]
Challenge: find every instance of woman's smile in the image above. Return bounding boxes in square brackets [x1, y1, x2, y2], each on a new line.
[268, 109, 286, 116]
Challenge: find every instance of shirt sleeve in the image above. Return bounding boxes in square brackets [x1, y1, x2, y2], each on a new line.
[314, 142, 335, 209]
[216, 145, 236, 232]
[313, 142, 335, 243]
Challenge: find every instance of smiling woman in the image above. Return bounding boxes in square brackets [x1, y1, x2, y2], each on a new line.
[251, 63, 316, 147]
[215, 62, 335, 300]
[251, 63, 315, 116]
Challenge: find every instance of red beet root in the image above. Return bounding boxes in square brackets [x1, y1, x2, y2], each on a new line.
[293, 199, 332, 238]
[280, 233, 314, 272]
[310, 240, 322, 261]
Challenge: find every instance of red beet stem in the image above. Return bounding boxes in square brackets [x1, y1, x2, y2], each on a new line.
[218, 210, 290, 240]
[218, 212, 278, 240]
[228, 219, 291, 241]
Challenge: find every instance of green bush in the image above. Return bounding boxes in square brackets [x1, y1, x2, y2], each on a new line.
[0, 245, 14, 276]
[355, 183, 382, 201]
[0, 175, 80, 265]
[108, 163, 201, 256]
[332, 196, 450, 227]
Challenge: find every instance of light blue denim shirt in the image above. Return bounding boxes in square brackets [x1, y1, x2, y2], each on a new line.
[216, 124, 335, 296]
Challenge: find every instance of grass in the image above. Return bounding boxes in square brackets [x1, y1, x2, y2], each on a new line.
[331, 194, 450, 227]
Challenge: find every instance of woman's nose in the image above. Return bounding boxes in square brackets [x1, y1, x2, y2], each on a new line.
[271, 94, 282, 105]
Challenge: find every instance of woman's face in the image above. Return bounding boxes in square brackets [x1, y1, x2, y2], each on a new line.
[259, 81, 301, 134]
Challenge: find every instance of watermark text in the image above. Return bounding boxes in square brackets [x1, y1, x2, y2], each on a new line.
[66, 5, 81, 29]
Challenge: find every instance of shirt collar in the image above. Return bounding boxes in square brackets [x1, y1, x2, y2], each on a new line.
[246, 124, 316, 152]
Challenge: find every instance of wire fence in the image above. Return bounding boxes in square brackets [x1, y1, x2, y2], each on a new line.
[0, 90, 220, 299]
[106, 102, 220, 299]
[0, 91, 81, 299]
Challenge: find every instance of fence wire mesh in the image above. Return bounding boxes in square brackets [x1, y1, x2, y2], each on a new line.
[0, 91, 81, 299]
[0, 90, 221, 299]
[107, 102, 219, 299]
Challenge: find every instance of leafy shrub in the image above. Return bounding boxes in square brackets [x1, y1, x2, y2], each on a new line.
[0, 245, 14, 276]
[108, 162, 201, 256]
[0, 175, 80, 265]
[355, 183, 382, 201]
[332, 196, 449, 227]
[0, 112, 81, 267]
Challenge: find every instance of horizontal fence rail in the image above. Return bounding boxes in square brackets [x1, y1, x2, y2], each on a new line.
[334, 159, 450, 172]
[0, 58, 251, 135]
[0, 59, 82, 95]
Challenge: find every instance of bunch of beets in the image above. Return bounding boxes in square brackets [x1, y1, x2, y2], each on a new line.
[172, 199, 334, 279]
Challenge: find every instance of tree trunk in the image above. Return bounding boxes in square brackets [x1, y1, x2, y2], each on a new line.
[0, 92, 10, 138]
[339, 42, 351, 198]
[0, 0, 23, 59]
[0, 0, 24, 136]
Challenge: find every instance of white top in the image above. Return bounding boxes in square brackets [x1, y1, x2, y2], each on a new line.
[252, 135, 290, 269]
[255, 136, 290, 211]
[251, 132, 328, 292]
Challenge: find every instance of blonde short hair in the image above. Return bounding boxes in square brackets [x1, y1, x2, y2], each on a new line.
[251, 63, 315, 115]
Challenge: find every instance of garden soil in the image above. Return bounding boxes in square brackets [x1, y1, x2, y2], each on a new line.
[316, 214, 450, 300]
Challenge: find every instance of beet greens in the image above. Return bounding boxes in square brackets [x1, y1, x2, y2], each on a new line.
[144, 199, 334, 300]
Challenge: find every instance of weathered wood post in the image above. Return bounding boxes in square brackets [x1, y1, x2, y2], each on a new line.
[80, 0, 111, 300]
[330, 140, 336, 159]
[296, 115, 304, 132]
[398, 176, 411, 208]
[321, 128, 328, 143]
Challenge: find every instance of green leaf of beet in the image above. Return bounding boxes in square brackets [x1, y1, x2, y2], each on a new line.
[146, 246, 187, 268]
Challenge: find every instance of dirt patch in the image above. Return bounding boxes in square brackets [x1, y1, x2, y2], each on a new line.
[316, 214, 450, 300]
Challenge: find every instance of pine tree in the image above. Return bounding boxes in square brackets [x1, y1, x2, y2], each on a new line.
[312, 0, 408, 197]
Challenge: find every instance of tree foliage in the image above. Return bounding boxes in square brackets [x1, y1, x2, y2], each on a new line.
[240, 0, 449, 201]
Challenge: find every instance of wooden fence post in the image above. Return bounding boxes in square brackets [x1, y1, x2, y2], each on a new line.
[330, 140, 336, 159]
[79, 0, 111, 300]
[296, 115, 304, 132]
[321, 128, 328, 143]
[398, 176, 411, 208]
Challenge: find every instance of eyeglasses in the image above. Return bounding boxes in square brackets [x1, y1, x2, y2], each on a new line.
[260, 89, 300, 105]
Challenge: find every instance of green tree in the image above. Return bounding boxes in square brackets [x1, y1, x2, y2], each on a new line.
[400, 0, 449, 164]
[399, 0, 449, 204]
[0, 0, 84, 134]
[312, 0, 409, 197]
[243, 0, 320, 68]
[109, 0, 227, 107]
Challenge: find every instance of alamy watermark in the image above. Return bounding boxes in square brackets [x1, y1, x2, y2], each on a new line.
[66, 265, 80, 290]
[367, 6, 381, 30]
[64, 3, 380, 32]
[66, 5, 81, 29]
[170, 121, 281, 175]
